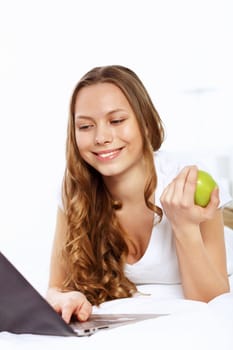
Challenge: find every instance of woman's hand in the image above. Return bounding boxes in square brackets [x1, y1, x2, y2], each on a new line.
[46, 288, 92, 324]
[160, 166, 220, 230]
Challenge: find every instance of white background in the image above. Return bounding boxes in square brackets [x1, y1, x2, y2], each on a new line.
[0, 0, 232, 292]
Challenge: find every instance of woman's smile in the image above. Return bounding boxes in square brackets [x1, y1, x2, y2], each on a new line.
[93, 147, 124, 161]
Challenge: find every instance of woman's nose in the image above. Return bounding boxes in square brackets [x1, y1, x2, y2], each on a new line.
[94, 126, 113, 145]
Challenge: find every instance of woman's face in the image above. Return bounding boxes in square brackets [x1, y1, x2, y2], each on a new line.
[74, 82, 144, 179]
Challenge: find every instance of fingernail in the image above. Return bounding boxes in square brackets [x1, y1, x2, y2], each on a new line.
[79, 312, 87, 321]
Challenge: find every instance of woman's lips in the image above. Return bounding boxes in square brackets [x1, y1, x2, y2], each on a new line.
[93, 147, 124, 161]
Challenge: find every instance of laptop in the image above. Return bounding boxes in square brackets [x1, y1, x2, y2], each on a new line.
[0, 251, 167, 337]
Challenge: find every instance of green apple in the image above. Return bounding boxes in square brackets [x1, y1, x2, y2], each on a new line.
[194, 170, 218, 207]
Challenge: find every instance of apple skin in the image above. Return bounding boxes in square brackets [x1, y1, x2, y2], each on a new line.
[194, 170, 218, 207]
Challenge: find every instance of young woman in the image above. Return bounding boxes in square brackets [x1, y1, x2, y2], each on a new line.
[46, 65, 231, 324]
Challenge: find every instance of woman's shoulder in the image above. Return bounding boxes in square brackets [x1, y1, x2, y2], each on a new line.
[153, 150, 187, 199]
[153, 150, 187, 178]
[154, 149, 219, 177]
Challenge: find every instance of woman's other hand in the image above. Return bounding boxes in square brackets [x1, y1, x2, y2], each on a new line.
[160, 166, 220, 229]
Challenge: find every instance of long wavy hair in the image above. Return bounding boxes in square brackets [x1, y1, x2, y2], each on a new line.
[62, 65, 165, 305]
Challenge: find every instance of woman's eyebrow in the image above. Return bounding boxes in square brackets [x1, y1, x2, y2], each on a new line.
[107, 108, 128, 115]
[75, 115, 92, 120]
[75, 108, 128, 120]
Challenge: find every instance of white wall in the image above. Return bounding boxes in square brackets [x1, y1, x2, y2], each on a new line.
[0, 0, 232, 292]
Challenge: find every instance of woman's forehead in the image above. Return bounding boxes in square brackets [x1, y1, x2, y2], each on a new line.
[74, 83, 133, 117]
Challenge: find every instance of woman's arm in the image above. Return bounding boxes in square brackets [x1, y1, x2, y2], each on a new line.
[46, 208, 92, 323]
[160, 166, 230, 302]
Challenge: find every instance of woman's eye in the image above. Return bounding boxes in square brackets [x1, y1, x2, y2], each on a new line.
[78, 124, 94, 130]
[111, 119, 125, 125]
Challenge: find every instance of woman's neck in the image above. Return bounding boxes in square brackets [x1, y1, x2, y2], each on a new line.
[103, 160, 149, 205]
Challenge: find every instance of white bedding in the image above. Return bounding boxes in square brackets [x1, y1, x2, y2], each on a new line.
[1, 275, 233, 350]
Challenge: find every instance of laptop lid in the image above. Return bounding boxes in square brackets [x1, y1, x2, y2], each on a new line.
[0, 251, 75, 336]
[0, 251, 167, 337]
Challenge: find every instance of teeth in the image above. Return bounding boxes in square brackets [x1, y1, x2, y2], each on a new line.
[98, 151, 116, 158]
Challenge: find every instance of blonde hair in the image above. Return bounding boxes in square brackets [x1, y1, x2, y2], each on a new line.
[62, 65, 165, 305]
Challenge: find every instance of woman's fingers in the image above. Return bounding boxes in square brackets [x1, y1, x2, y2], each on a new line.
[61, 292, 92, 323]
[74, 299, 92, 321]
[61, 301, 76, 324]
[182, 166, 198, 205]
[203, 187, 220, 219]
[160, 165, 220, 229]
[47, 289, 92, 324]
[161, 166, 198, 206]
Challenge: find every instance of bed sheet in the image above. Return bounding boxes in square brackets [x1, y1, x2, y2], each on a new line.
[1, 275, 233, 350]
